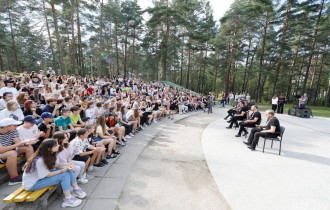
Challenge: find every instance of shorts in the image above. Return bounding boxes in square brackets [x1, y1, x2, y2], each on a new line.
[0, 154, 5, 164]
[72, 155, 89, 163]
[93, 136, 102, 142]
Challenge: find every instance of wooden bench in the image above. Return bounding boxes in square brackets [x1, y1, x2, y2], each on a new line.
[3, 185, 60, 210]
[0, 156, 22, 169]
[0, 157, 25, 185]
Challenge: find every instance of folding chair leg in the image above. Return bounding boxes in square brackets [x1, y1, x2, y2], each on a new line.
[263, 139, 266, 153]
[271, 140, 273, 148]
[279, 141, 282, 155]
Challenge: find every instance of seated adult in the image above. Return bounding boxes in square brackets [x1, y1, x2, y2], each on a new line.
[0, 118, 34, 185]
[37, 112, 55, 151]
[0, 100, 24, 120]
[235, 105, 261, 137]
[226, 101, 248, 129]
[223, 99, 241, 120]
[70, 106, 86, 128]
[55, 108, 79, 134]
[243, 110, 281, 151]
[0, 92, 13, 111]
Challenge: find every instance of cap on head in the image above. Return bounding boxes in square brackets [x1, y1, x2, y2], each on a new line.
[41, 112, 54, 119]
[0, 118, 22, 127]
[23, 115, 37, 124]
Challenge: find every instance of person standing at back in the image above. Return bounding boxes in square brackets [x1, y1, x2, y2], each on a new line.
[271, 94, 278, 112]
[277, 93, 286, 114]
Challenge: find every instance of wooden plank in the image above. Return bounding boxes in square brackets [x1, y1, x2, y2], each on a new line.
[0, 164, 5, 169]
[26, 186, 55, 202]
[14, 191, 33, 202]
[3, 187, 24, 203]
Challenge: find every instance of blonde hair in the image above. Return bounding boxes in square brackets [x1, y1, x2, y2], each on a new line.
[6, 100, 18, 111]
[265, 109, 275, 116]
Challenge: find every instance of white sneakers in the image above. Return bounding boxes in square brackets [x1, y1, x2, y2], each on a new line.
[62, 196, 82, 208]
[77, 177, 88, 184]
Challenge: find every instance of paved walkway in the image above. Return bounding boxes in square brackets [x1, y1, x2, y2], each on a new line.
[202, 108, 330, 210]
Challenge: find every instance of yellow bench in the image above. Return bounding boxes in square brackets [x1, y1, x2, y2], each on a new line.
[3, 185, 55, 203]
[0, 157, 22, 169]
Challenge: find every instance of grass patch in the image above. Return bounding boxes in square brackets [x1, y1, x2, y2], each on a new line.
[257, 102, 330, 118]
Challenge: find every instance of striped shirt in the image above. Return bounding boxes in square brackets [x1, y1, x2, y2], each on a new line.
[0, 131, 18, 147]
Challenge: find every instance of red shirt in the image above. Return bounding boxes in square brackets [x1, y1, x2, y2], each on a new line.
[86, 87, 94, 95]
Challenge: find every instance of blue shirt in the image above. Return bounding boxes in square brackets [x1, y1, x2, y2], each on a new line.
[42, 104, 54, 114]
[54, 116, 72, 131]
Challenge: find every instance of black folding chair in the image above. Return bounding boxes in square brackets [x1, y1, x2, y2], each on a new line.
[262, 126, 285, 155]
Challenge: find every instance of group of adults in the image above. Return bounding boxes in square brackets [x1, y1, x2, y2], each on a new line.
[0, 68, 211, 208]
[271, 93, 308, 114]
[224, 99, 281, 151]
[217, 92, 251, 108]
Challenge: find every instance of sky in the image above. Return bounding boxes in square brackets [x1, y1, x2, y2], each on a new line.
[137, 0, 235, 22]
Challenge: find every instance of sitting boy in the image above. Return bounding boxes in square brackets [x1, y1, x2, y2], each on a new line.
[0, 118, 34, 185]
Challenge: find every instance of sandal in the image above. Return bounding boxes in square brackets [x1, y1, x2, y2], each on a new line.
[106, 154, 117, 159]
[112, 150, 120, 155]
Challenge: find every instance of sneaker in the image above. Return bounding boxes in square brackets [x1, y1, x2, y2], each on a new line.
[62, 196, 82, 208]
[122, 138, 129, 143]
[73, 187, 87, 199]
[116, 140, 121, 145]
[140, 126, 144, 130]
[8, 175, 22, 186]
[77, 177, 88, 184]
[83, 173, 94, 181]
[88, 166, 101, 172]
[129, 133, 135, 137]
[124, 135, 132, 139]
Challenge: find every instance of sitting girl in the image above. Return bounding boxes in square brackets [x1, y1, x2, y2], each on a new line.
[94, 115, 119, 159]
[53, 132, 88, 184]
[22, 139, 87, 208]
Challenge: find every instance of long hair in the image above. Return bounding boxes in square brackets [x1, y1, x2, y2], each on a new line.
[94, 115, 106, 136]
[16, 92, 27, 104]
[52, 132, 67, 152]
[24, 100, 34, 111]
[24, 139, 58, 173]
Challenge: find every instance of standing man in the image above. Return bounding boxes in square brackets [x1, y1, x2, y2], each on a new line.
[243, 110, 281, 151]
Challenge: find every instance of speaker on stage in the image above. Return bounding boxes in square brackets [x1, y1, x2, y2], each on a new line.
[288, 107, 296, 116]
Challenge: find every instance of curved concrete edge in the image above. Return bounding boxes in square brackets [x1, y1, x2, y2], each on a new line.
[116, 110, 231, 210]
[202, 111, 330, 210]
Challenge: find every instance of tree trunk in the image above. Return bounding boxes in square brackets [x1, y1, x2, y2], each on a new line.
[256, 10, 269, 102]
[309, 46, 320, 88]
[313, 41, 327, 105]
[294, 50, 307, 96]
[301, 0, 324, 95]
[0, 48, 3, 71]
[244, 47, 257, 94]
[242, 37, 252, 93]
[213, 61, 218, 92]
[115, 22, 120, 76]
[272, 4, 291, 96]
[7, 0, 20, 72]
[180, 35, 184, 86]
[99, 0, 104, 77]
[123, 26, 128, 79]
[50, 0, 65, 75]
[186, 37, 192, 88]
[225, 15, 239, 95]
[131, 27, 136, 76]
[326, 81, 330, 107]
[286, 38, 300, 102]
[42, 0, 58, 74]
[70, 0, 76, 75]
[76, 0, 84, 76]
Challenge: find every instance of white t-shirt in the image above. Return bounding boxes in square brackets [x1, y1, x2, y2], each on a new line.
[22, 157, 51, 190]
[85, 108, 96, 119]
[0, 87, 18, 99]
[56, 144, 74, 163]
[17, 125, 38, 141]
[0, 109, 24, 120]
[0, 99, 7, 111]
[272, 97, 279, 105]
